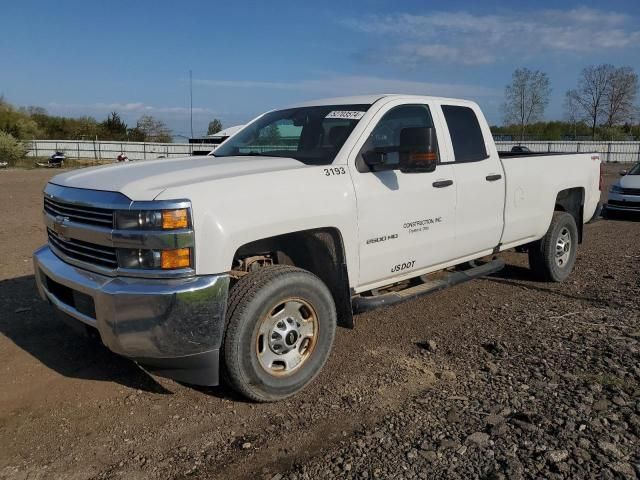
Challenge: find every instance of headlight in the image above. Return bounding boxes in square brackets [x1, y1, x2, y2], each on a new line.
[114, 207, 193, 270]
[117, 247, 192, 270]
[610, 185, 624, 194]
[115, 208, 190, 230]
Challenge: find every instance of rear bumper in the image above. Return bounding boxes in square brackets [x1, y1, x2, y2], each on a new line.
[33, 245, 229, 386]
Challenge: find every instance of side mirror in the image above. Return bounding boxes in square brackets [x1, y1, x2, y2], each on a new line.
[620, 170, 628, 176]
[362, 150, 387, 168]
[399, 127, 438, 173]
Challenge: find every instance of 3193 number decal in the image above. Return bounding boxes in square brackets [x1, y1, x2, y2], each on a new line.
[323, 167, 346, 176]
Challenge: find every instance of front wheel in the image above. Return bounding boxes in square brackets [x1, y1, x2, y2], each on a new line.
[528, 211, 579, 282]
[222, 265, 336, 402]
[602, 206, 619, 220]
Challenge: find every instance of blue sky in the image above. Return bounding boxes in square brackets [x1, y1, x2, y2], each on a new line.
[2, 0, 639, 137]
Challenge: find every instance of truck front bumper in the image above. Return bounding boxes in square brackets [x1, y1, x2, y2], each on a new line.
[33, 245, 230, 386]
[606, 193, 640, 213]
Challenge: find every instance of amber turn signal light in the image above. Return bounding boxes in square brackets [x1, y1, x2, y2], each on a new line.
[409, 152, 437, 162]
[162, 209, 189, 229]
[161, 248, 191, 269]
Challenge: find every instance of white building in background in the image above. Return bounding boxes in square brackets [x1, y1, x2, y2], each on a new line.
[207, 125, 244, 143]
[189, 125, 244, 146]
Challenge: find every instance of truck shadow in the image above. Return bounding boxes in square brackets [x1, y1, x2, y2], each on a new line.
[488, 263, 536, 282]
[486, 264, 627, 310]
[0, 274, 171, 394]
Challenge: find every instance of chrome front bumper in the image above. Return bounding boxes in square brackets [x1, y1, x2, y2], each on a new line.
[33, 245, 230, 385]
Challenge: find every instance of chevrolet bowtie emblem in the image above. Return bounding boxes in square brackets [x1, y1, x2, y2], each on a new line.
[53, 215, 70, 241]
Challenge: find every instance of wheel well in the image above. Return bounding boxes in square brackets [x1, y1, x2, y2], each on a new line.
[231, 228, 354, 328]
[554, 187, 584, 242]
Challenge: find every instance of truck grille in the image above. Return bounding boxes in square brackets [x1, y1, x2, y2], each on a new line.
[620, 187, 640, 196]
[47, 228, 118, 269]
[44, 197, 114, 227]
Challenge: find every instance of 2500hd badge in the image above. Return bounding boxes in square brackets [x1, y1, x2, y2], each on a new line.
[366, 233, 398, 245]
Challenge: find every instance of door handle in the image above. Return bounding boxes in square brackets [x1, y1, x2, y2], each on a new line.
[486, 174, 502, 182]
[432, 179, 454, 188]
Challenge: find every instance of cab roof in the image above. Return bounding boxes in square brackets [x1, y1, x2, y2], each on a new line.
[288, 94, 476, 108]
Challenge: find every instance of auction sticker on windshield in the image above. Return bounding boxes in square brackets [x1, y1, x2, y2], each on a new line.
[325, 111, 366, 120]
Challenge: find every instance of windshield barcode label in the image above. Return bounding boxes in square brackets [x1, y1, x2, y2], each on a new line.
[325, 111, 365, 120]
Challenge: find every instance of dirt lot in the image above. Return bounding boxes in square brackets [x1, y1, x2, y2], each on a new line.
[0, 166, 638, 480]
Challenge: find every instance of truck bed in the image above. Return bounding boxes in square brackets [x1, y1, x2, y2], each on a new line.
[497, 151, 601, 250]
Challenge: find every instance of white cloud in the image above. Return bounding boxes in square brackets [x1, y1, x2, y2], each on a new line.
[47, 101, 216, 116]
[342, 7, 640, 66]
[194, 74, 499, 99]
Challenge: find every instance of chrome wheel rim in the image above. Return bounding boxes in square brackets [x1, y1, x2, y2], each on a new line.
[555, 227, 572, 268]
[256, 298, 318, 376]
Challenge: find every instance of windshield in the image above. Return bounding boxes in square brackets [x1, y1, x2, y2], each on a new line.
[628, 163, 640, 175]
[213, 104, 370, 165]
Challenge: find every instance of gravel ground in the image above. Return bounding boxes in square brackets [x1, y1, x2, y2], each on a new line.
[0, 166, 638, 480]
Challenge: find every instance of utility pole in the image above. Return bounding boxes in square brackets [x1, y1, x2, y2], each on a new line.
[189, 69, 194, 139]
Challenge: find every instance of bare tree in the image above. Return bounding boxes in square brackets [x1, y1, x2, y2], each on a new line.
[564, 90, 582, 140]
[603, 66, 638, 127]
[569, 64, 614, 140]
[136, 115, 172, 143]
[503, 68, 551, 140]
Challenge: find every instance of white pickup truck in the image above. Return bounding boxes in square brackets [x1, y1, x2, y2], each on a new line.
[34, 95, 602, 401]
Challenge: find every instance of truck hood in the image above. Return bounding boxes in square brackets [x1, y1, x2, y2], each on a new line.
[50, 155, 307, 200]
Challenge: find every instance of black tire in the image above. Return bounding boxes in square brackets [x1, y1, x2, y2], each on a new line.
[528, 211, 579, 282]
[602, 206, 618, 220]
[223, 265, 336, 402]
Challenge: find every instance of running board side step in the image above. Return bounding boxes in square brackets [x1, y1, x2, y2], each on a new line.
[351, 258, 505, 314]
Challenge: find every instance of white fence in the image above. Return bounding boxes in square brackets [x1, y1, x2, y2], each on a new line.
[24, 139, 640, 163]
[494, 141, 640, 163]
[25, 140, 218, 162]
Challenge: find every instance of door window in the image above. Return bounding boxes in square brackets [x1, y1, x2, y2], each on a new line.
[358, 105, 435, 170]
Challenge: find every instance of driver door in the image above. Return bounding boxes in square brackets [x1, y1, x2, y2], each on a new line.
[350, 101, 457, 290]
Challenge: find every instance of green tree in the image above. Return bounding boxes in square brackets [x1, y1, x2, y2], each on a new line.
[0, 131, 27, 166]
[71, 116, 100, 139]
[99, 112, 128, 140]
[0, 98, 41, 139]
[207, 118, 223, 135]
[127, 126, 146, 142]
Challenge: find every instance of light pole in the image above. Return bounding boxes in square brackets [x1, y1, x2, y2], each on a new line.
[189, 69, 194, 139]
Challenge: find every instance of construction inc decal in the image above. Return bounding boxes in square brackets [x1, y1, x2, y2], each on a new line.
[403, 217, 442, 234]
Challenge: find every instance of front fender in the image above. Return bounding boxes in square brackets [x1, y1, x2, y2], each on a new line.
[157, 166, 360, 285]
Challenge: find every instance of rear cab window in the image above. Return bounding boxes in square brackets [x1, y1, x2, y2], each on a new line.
[441, 105, 488, 163]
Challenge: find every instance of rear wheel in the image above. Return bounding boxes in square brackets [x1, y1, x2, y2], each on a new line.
[528, 212, 579, 282]
[223, 265, 336, 402]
